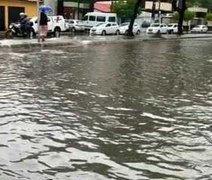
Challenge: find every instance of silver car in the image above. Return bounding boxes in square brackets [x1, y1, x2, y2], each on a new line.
[66, 19, 85, 32]
[191, 25, 208, 33]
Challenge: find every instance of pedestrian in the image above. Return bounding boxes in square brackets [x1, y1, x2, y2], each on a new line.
[39, 10, 48, 42]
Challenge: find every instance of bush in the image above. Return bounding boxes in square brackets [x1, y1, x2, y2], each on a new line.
[206, 13, 212, 21]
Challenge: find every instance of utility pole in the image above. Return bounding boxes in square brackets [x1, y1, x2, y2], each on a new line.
[77, 0, 80, 19]
[158, 0, 161, 23]
[151, 0, 156, 22]
[37, 0, 40, 42]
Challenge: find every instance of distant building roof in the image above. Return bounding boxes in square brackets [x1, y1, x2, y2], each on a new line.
[145, 1, 172, 12]
[94, 1, 111, 13]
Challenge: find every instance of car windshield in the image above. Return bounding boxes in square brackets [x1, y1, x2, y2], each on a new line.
[95, 23, 104, 27]
[151, 24, 160, 27]
[168, 24, 173, 27]
[120, 23, 129, 27]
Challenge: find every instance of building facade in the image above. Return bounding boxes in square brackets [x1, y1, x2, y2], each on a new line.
[0, 0, 39, 31]
[56, 0, 93, 19]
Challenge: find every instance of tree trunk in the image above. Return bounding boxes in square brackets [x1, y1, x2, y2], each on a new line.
[178, 9, 185, 35]
[178, 0, 186, 35]
[127, 0, 141, 36]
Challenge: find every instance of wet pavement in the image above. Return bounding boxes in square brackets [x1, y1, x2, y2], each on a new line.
[1, 33, 212, 48]
[0, 37, 212, 179]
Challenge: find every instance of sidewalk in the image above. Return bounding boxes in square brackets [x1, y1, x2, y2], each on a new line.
[0, 33, 212, 49]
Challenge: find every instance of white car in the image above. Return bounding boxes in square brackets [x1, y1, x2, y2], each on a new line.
[90, 22, 120, 35]
[146, 23, 168, 34]
[66, 19, 85, 32]
[30, 15, 67, 37]
[167, 23, 179, 34]
[119, 22, 141, 35]
[191, 25, 208, 33]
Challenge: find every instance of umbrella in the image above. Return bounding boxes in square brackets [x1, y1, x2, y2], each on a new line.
[39, 5, 53, 13]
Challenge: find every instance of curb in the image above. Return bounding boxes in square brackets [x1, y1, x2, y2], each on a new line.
[1, 34, 212, 49]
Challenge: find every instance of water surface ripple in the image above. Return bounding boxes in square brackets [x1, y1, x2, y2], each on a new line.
[0, 39, 212, 180]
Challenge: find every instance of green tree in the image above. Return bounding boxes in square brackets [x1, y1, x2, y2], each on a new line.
[198, 0, 212, 10]
[112, 0, 136, 20]
[206, 13, 212, 21]
[172, 11, 179, 22]
[128, 0, 142, 36]
[112, 0, 142, 36]
[184, 10, 195, 21]
[172, 10, 194, 30]
[186, 0, 212, 10]
[173, 10, 196, 22]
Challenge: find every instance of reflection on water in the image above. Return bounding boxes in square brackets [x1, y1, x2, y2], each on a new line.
[0, 39, 212, 179]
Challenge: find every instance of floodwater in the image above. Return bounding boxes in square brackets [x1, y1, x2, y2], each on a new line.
[0, 38, 212, 180]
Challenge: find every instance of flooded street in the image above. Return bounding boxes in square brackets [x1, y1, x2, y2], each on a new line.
[0, 38, 212, 179]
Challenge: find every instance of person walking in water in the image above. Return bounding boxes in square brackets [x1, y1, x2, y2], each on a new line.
[39, 10, 48, 41]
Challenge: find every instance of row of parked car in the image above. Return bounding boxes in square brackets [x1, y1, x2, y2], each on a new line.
[9, 14, 208, 39]
[65, 19, 141, 35]
[66, 20, 209, 36]
[146, 23, 208, 34]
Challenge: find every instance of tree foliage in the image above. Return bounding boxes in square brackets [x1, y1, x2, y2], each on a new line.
[186, 0, 212, 9]
[111, 0, 136, 18]
[172, 10, 195, 21]
[206, 13, 212, 21]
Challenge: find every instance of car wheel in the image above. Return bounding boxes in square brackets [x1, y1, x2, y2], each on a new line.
[54, 28, 61, 38]
[71, 27, 76, 32]
[101, 30, 106, 36]
[125, 30, 128, 35]
[136, 30, 140, 35]
[29, 30, 34, 39]
[157, 30, 160, 34]
[115, 30, 120, 35]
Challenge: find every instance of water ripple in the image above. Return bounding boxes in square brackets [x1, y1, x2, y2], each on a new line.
[0, 39, 212, 179]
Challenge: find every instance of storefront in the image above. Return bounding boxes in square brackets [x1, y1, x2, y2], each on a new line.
[58, 0, 93, 19]
[0, 0, 39, 31]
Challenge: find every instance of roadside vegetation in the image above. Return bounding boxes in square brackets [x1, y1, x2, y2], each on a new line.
[112, 0, 211, 36]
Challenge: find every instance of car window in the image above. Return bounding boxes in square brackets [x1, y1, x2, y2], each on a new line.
[120, 23, 129, 27]
[97, 16, 106, 22]
[108, 17, 116, 22]
[89, 16, 96, 21]
[151, 24, 160, 27]
[106, 23, 111, 27]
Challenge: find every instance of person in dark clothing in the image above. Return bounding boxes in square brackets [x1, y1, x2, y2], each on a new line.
[19, 12, 28, 33]
[39, 10, 48, 41]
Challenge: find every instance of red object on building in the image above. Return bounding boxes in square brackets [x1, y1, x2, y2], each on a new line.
[94, 1, 112, 13]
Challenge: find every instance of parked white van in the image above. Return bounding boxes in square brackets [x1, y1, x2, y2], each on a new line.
[82, 12, 118, 29]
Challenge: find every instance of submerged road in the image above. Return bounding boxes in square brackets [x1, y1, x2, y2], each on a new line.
[0, 38, 212, 179]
